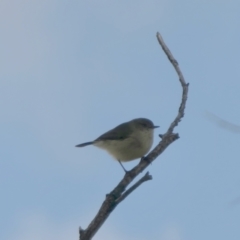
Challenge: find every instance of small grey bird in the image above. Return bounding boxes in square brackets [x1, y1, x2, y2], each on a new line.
[76, 118, 159, 172]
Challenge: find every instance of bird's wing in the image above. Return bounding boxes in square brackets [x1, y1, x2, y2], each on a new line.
[95, 122, 133, 141]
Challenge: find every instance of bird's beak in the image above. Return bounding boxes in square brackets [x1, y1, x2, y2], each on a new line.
[153, 126, 160, 129]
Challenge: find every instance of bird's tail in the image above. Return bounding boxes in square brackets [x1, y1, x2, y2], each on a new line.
[75, 142, 94, 147]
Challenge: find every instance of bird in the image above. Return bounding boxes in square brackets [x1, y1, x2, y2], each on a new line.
[75, 118, 159, 172]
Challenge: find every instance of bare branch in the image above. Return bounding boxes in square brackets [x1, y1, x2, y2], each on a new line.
[115, 172, 152, 204]
[156, 32, 189, 134]
[79, 32, 189, 240]
[80, 134, 179, 240]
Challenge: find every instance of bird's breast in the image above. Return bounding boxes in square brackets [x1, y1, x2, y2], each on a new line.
[94, 129, 154, 162]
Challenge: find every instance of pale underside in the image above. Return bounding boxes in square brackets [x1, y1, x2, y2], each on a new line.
[94, 129, 154, 162]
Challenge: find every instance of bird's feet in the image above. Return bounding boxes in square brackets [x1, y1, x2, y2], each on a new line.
[140, 156, 151, 164]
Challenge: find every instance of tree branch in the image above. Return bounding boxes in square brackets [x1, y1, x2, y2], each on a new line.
[156, 32, 189, 134]
[115, 171, 152, 204]
[79, 32, 189, 240]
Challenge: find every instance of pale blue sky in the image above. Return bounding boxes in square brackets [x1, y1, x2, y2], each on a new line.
[1, 1, 240, 240]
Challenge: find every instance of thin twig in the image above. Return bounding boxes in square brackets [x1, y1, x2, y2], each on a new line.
[156, 32, 189, 134]
[115, 172, 152, 204]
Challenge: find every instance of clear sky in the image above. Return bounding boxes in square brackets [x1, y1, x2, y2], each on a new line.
[1, 1, 240, 240]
